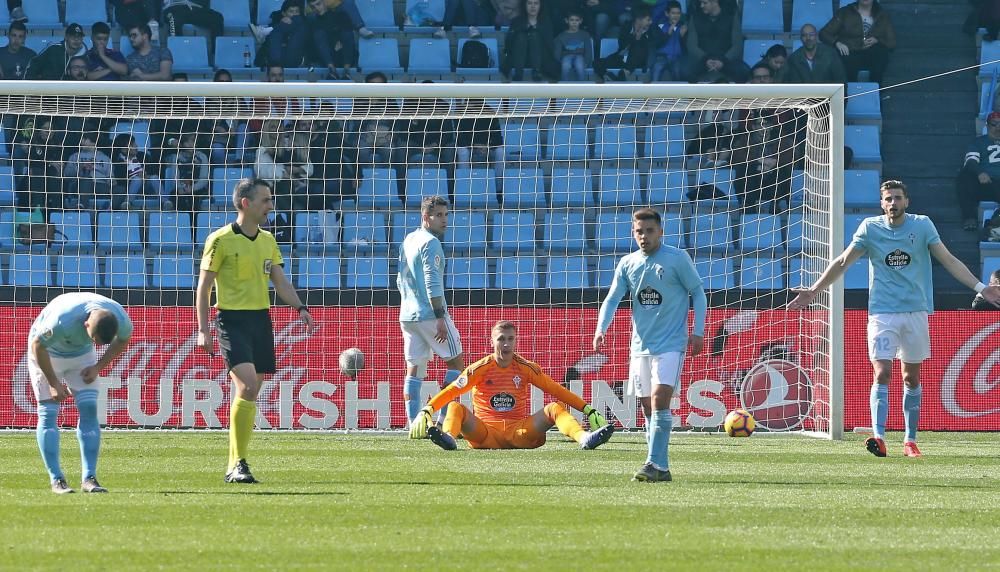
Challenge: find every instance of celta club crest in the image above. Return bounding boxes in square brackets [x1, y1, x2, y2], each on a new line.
[512, 375, 522, 389]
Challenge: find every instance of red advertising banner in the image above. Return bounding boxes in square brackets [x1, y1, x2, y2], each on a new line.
[0, 307, 996, 431]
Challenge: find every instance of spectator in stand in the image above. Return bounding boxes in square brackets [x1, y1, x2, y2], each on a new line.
[651, 0, 686, 82]
[404, 85, 454, 165]
[353, 72, 406, 168]
[730, 109, 796, 212]
[65, 56, 90, 81]
[581, 0, 618, 51]
[972, 269, 1000, 309]
[110, 0, 160, 33]
[820, 0, 895, 84]
[957, 112, 1000, 231]
[554, 10, 593, 81]
[754, 44, 787, 83]
[748, 61, 771, 84]
[26, 23, 88, 80]
[434, 0, 486, 39]
[255, 120, 312, 211]
[307, 0, 356, 80]
[87, 22, 128, 81]
[0, 21, 35, 80]
[165, 131, 210, 211]
[785, 24, 846, 84]
[163, 0, 223, 40]
[214, 68, 232, 82]
[126, 22, 174, 81]
[17, 117, 63, 210]
[685, 0, 747, 83]
[304, 110, 357, 209]
[685, 122, 733, 171]
[502, 0, 559, 82]
[454, 98, 504, 172]
[256, 0, 374, 42]
[258, 0, 310, 68]
[64, 132, 114, 210]
[111, 133, 163, 209]
[594, 6, 664, 82]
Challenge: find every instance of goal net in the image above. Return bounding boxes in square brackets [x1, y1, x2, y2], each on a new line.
[0, 81, 844, 438]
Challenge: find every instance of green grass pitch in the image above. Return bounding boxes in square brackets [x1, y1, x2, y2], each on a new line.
[1, 431, 997, 570]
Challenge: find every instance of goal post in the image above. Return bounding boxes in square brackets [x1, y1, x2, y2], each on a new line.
[0, 81, 844, 439]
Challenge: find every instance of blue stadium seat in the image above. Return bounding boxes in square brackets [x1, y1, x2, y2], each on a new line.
[599, 38, 618, 59]
[96, 212, 143, 253]
[547, 256, 589, 288]
[447, 257, 490, 288]
[152, 255, 196, 289]
[844, 169, 880, 208]
[792, 0, 834, 34]
[789, 169, 807, 205]
[111, 121, 151, 152]
[358, 168, 402, 209]
[981, 41, 1000, 76]
[408, 38, 452, 73]
[195, 212, 231, 245]
[8, 253, 50, 286]
[739, 256, 784, 290]
[595, 256, 617, 288]
[105, 255, 147, 288]
[457, 38, 500, 74]
[786, 213, 805, 252]
[742, 0, 784, 36]
[405, 0, 446, 24]
[983, 257, 1000, 282]
[215, 36, 256, 71]
[355, 0, 398, 29]
[404, 168, 448, 208]
[212, 167, 252, 206]
[844, 214, 869, 248]
[256, 0, 284, 24]
[660, 212, 686, 249]
[739, 214, 783, 251]
[743, 39, 778, 68]
[496, 256, 538, 288]
[57, 254, 101, 288]
[550, 167, 593, 208]
[391, 212, 422, 244]
[594, 125, 637, 160]
[453, 168, 498, 209]
[696, 168, 736, 203]
[342, 211, 390, 254]
[843, 257, 870, 289]
[644, 124, 686, 160]
[24, 37, 60, 56]
[689, 212, 733, 252]
[148, 211, 194, 254]
[596, 169, 643, 207]
[167, 36, 212, 74]
[448, 211, 488, 254]
[345, 257, 392, 288]
[51, 211, 94, 253]
[501, 168, 545, 208]
[502, 119, 541, 161]
[490, 211, 535, 253]
[646, 170, 689, 204]
[594, 211, 635, 254]
[0, 165, 16, 207]
[66, 0, 108, 30]
[547, 122, 589, 161]
[846, 82, 882, 123]
[295, 256, 342, 289]
[294, 211, 342, 254]
[544, 212, 588, 252]
[0, 210, 16, 252]
[214, 0, 253, 31]
[693, 257, 735, 290]
[23, 0, 61, 29]
[359, 38, 403, 74]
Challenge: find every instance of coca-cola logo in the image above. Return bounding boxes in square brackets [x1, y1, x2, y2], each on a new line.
[739, 359, 813, 431]
[941, 322, 1000, 418]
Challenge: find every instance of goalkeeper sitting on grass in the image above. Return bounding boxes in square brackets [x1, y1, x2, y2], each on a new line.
[410, 320, 615, 451]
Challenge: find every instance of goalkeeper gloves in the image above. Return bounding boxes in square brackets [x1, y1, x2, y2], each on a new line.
[409, 405, 434, 439]
[582, 404, 608, 429]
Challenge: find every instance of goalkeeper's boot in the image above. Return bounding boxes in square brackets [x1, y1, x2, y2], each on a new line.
[81, 477, 108, 493]
[632, 463, 672, 483]
[581, 424, 615, 450]
[865, 436, 887, 458]
[225, 459, 259, 484]
[903, 441, 922, 458]
[51, 478, 75, 494]
[427, 426, 457, 451]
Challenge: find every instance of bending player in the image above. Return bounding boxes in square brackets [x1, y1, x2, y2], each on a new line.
[789, 180, 1000, 457]
[398, 196, 464, 427]
[594, 208, 707, 483]
[409, 320, 615, 451]
[28, 292, 133, 494]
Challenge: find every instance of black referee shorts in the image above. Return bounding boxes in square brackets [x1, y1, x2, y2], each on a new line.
[216, 309, 276, 374]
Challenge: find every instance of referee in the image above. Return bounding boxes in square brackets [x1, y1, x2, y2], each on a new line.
[196, 178, 315, 484]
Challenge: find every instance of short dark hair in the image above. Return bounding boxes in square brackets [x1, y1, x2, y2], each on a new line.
[632, 208, 662, 226]
[751, 62, 772, 76]
[420, 195, 449, 215]
[992, 268, 1000, 283]
[233, 178, 272, 210]
[213, 68, 233, 81]
[765, 44, 787, 59]
[8, 21, 26, 34]
[880, 179, 908, 197]
[93, 312, 119, 345]
[665, 0, 682, 11]
[282, 0, 303, 11]
[172, 72, 189, 81]
[365, 71, 388, 83]
[130, 23, 152, 38]
[633, 6, 652, 20]
[565, 8, 583, 19]
[81, 131, 100, 144]
[92, 21, 111, 36]
[492, 320, 517, 333]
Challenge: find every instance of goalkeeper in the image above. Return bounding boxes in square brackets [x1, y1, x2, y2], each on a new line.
[410, 320, 615, 451]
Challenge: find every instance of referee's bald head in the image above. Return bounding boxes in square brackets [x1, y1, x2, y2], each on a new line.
[233, 178, 273, 211]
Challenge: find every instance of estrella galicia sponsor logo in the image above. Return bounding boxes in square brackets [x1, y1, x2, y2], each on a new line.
[885, 249, 911, 268]
[637, 286, 662, 307]
[490, 392, 515, 412]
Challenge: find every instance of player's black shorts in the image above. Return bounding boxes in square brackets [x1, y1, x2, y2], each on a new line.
[216, 309, 276, 374]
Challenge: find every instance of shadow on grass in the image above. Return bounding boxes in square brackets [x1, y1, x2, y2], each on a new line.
[158, 490, 350, 496]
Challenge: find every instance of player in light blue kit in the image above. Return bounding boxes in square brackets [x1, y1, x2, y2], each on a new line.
[594, 208, 707, 482]
[789, 180, 1000, 457]
[27, 292, 133, 494]
[398, 195, 465, 429]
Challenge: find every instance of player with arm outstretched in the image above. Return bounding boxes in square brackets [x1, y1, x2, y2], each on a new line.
[593, 208, 707, 483]
[196, 178, 315, 484]
[28, 292, 133, 494]
[398, 195, 465, 428]
[789, 180, 1000, 457]
[409, 320, 615, 451]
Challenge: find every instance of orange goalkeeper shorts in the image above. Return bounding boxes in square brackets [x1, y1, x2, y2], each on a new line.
[467, 417, 547, 450]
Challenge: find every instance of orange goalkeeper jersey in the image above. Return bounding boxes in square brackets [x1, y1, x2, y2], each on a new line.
[428, 353, 587, 423]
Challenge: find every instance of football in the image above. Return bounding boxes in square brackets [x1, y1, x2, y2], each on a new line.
[338, 348, 365, 377]
[724, 409, 756, 437]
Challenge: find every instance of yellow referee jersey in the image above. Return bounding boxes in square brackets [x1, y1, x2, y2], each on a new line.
[200, 223, 283, 310]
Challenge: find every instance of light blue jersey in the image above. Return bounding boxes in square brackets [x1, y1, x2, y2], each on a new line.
[849, 213, 941, 314]
[597, 245, 708, 355]
[398, 227, 447, 322]
[28, 293, 134, 358]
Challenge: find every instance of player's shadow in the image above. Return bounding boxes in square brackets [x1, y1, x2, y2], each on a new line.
[158, 490, 350, 496]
